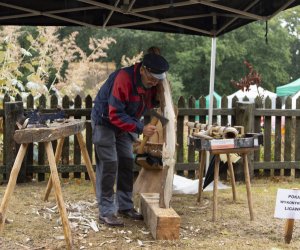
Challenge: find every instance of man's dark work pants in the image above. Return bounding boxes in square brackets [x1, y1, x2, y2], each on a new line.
[92, 121, 134, 217]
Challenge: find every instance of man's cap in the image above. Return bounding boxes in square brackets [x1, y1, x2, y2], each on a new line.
[142, 53, 169, 80]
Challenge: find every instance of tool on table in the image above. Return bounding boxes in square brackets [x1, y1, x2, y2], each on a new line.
[16, 109, 66, 129]
[135, 109, 169, 170]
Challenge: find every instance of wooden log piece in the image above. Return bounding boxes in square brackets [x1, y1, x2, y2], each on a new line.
[140, 193, 180, 240]
[14, 119, 85, 144]
[0, 143, 28, 232]
[45, 142, 73, 249]
[44, 138, 65, 201]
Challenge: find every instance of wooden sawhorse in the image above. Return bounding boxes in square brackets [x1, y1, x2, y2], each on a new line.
[0, 120, 96, 250]
[197, 147, 257, 222]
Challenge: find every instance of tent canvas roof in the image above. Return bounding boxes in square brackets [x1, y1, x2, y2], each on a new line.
[276, 78, 300, 97]
[227, 85, 277, 108]
[0, 1, 299, 37]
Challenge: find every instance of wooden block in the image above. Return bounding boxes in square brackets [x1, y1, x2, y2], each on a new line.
[140, 193, 180, 240]
[14, 119, 85, 143]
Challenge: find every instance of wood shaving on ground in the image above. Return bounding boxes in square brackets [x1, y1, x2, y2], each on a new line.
[36, 200, 100, 233]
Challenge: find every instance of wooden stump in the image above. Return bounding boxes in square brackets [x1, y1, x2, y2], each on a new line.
[140, 193, 180, 240]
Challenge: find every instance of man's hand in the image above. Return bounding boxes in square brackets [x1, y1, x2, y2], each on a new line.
[143, 124, 157, 137]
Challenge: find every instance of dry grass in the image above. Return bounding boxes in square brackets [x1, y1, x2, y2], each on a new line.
[0, 178, 300, 249]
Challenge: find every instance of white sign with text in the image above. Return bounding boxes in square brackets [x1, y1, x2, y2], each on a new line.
[274, 189, 300, 219]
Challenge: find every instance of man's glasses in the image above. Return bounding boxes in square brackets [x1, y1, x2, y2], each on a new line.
[143, 66, 162, 84]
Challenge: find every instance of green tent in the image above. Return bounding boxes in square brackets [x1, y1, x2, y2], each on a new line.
[205, 92, 221, 108]
[276, 78, 300, 97]
[195, 92, 221, 122]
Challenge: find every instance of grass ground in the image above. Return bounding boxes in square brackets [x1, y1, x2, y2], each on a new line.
[0, 177, 300, 249]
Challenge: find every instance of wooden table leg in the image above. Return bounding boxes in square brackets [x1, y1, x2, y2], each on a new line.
[227, 154, 237, 202]
[0, 143, 28, 232]
[44, 138, 65, 201]
[213, 155, 220, 222]
[242, 153, 254, 221]
[45, 142, 73, 250]
[76, 132, 96, 194]
[197, 150, 206, 203]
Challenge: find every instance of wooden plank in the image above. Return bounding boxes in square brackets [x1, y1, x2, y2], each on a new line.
[85, 95, 93, 180]
[44, 138, 64, 201]
[14, 120, 85, 144]
[176, 96, 185, 176]
[38, 95, 46, 182]
[140, 193, 180, 240]
[284, 97, 292, 176]
[159, 78, 177, 208]
[45, 141, 73, 249]
[4, 101, 26, 182]
[263, 97, 272, 177]
[274, 97, 282, 176]
[26, 95, 34, 180]
[73, 95, 82, 179]
[254, 96, 263, 177]
[178, 108, 234, 116]
[50, 94, 59, 165]
[188, 96, 196, 178]
[295, 97, 300, 178]
[62, 96, 70, 179]
[254, 161, 300, 169]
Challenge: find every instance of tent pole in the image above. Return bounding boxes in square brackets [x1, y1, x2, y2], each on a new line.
[206, 37, 217, 172]
[208, 37, 217, 125]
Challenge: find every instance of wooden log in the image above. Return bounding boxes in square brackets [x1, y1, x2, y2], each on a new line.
[158, 78, 177, 208]
[235, 102, 255, 181]
[227, 154, 237, 202]
[197, 150, 206, 203]
[242, 153, 254, 221]
[140, 193, 180, 240]
[133, 169, 165, 194]
[0, 143, 28, 232]
[44, 138, 65, 201]
[14, 120, 85, 143]
[45, 142, 73, 250]
[212, 155, 220, 222]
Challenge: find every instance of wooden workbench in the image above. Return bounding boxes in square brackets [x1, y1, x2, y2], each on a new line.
[197, 147, 258, 222]
[0, 119, 96, 250]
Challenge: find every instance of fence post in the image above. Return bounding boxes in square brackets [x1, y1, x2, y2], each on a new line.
[4, 101, 27, 182]
[235, 101, 255, 180]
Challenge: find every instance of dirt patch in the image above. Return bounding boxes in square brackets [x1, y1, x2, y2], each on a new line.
[0, 178, 300, 249]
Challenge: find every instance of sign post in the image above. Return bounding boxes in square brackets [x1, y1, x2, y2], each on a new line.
[274, 188, 300, 243]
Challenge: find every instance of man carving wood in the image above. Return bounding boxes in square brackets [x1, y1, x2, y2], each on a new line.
[91, 48, 169, 226]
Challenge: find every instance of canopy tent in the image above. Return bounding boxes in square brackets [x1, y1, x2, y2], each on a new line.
[0, 1, 298, 37]
[0, 0, 299, 125]
[205, 91, 221, 108]
[276, 78, 300, 97]
[227, 85, 277, 108]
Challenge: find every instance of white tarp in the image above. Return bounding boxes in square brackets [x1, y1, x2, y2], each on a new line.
[173, 174, 230, 194]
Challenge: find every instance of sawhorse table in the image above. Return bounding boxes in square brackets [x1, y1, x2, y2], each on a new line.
[0, 119, 96, 250]
[197, 147, 258, 222]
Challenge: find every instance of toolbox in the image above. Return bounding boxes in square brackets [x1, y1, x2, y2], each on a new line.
[188, 133, 263, 151]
